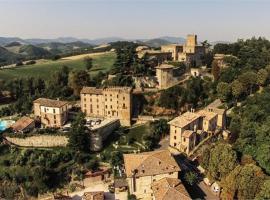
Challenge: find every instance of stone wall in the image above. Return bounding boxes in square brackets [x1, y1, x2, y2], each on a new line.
[5, 135, 68, 147]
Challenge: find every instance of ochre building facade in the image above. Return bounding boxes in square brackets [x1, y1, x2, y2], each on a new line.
[80, 87, 133, 126]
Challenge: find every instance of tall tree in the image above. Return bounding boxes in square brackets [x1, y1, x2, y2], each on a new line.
[68, 112, 90, 152]
[84, 56, 93, 71]
[257, 68, 268, 86]
[211, 60, 220, 81]
[216, 82, 231, 102]
[68, 70, 91, 96]
[208, 143, 238, 181]
[221, 164, 266, 200]
[231, 79, 244, 101]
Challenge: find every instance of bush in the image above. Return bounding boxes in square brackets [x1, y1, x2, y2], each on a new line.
[25, 60, 36, 65]
[15, 61, 23, 66]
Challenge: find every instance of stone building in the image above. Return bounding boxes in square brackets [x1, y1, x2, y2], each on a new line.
[213, 54, 237, 69]
[168, 105, 224, 155]
[88, 118, 120, 151]
[137, 49, 172, 64]
[33, 98, 69, 128]
[123, 150, 180, 200]
[80, 87, 133, 126]
[161, 34, 205, 67]
[151, 177, 191, 200]
[156, 64, 175, 89]
[11, 116, 35, 134]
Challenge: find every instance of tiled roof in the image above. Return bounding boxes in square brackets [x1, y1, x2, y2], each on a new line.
[81, 87, 103, 95]
[81, 86, 132, 94]
[168, 112, 201, 128]
[11, 117, 34, 132]
[123, 150, 180, 178]
[197, 110, 217, 121]
[33, 98, 68, 108]
[152, 177, 191, 200]
[82, 191, 104, 200]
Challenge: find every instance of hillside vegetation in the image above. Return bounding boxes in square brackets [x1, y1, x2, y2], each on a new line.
[0, 52, 116, 81]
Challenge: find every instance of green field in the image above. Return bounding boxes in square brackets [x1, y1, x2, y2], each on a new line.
[0, 52, 116, 81]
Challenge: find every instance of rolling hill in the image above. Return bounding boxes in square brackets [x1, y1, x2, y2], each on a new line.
[18, 45, 51, 58]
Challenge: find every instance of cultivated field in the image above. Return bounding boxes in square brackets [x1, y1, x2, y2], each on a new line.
[0, 51, 116, 81]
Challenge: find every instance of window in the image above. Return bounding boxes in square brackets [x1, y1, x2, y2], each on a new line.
[90, 98, 92, 102]
[84, 104, 86, 108]
[97, 99, 99, 102]
[175, 130, 177, 133]
[123, 103, 126, 108]
[108, 111, 110, 114]
[123, 97, 125, 100]
[174, 136, 176, 139]
[84, 98, 86, 102]
[97, 105, 99, 108]
[174, 143, 177, 147]
[117, 95, 118, 98]
[54, 115, 56, 119]
[105, 105, 108, 109]
[183, 138, 186, 142]
[110, 99, 112, 102]
[110, 105, 112, 109]
[54, 120, 56, 124]
[44, 108, 46, 112]
[53, 109, 55, 113]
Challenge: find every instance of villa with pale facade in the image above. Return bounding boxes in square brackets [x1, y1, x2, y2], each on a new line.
[123, 150, 189, 200]
[33, 98, 69, 128]
[169, 102, 226, 155]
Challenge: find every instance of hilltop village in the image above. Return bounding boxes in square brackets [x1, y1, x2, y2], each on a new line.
[0, 34, 270, 200]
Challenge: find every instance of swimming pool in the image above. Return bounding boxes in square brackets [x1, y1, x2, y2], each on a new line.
[0, 120, 7, 132]
[0, 120, 15, 132]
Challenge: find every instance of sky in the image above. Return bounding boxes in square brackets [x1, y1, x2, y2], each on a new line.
[0, 0, 269, 42]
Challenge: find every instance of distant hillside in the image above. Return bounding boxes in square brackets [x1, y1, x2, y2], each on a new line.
[18, 45, 51, 58]
[158, 36, 186, 44]
[0, 46, 20, 65]
[5, 41, 22, 47]
[142, 38, 172, 47]
[38, 41, 93, 55]
[0, 37, 25, 45]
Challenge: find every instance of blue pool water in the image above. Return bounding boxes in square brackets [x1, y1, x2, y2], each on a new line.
[0, 120, 7, 132]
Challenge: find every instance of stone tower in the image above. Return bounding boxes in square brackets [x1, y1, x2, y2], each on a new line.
[186, 34, 197, 47]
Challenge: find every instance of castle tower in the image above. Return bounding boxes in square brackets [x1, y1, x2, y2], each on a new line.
[186, 34, 197, 47]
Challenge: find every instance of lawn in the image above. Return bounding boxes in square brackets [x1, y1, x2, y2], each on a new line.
[0, 52, 116, 81]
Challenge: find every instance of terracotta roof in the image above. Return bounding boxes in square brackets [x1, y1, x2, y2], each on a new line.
[81, 86, 132, 94]
[168, 112, 201, 128]
[182, 130, 194, 138]
[81, 87, 103, 95]
[123, 150, 180, 178]
[151, 178, 191, 200]
[197, 110, 217, 121]
[82, 191, 104, 200]
[207, 99, 222, 108]
[11, 117, 34, 132]
[103, 87, 132, 93]
[33, 98, 68, 108]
